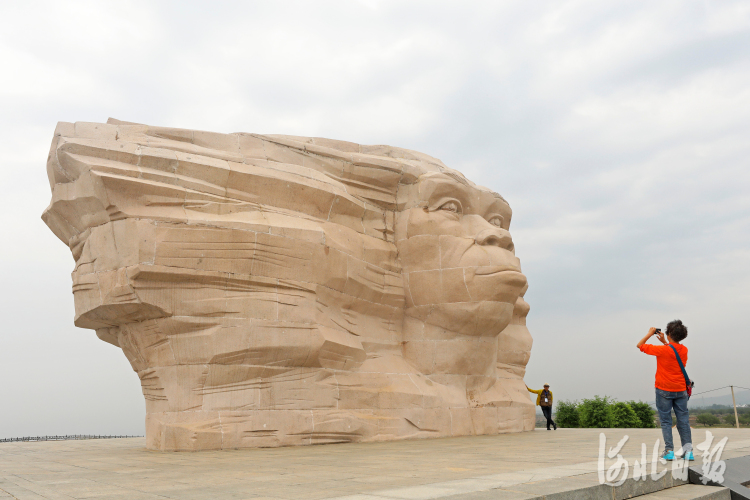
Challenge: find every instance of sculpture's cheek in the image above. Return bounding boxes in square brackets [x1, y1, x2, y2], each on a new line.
[437, 235, 488, 268]
[403, 337, 497, 376]
[400, 207, 467, 240]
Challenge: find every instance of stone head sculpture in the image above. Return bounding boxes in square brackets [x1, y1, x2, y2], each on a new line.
[43, 119, 534, 450]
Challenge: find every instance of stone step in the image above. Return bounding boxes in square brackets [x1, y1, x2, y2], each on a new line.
[465, 471, 687, 500]
[690, 455, 750, 500]
[633, 484, 730, 500]
[337, 469, 691, 499]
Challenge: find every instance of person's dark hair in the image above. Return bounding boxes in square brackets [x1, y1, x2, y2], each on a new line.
[666, 319, 688, 342]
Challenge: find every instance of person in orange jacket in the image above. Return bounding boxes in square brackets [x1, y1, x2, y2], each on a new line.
[637, 319, 693, 462]
[527, 384, 556, 430]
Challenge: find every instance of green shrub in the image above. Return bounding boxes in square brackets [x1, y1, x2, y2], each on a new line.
[579, 396, 613, 428]
[611, 402, 641, 428]
[555, 400, 580, 428]
[696, 413, 721, 427]
[627, 401, 657, 428]
[721, 412, 750, 425]
[723, 414, 737, 425]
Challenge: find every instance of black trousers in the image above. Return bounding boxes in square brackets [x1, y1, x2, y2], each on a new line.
[542, 405, 555, 429]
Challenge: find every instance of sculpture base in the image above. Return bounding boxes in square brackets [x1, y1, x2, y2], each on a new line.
[145, 406, 535, 451]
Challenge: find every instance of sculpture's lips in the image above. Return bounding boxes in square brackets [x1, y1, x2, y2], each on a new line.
[473, 266, 523, 276]
[470, 267, 528, 295]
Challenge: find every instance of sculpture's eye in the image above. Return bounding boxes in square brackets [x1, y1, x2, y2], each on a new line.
[439, 200, 461, 214]
[488, 216, 504, 228]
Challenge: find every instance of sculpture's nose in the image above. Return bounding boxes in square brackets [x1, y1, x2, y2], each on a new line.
[475, 228, 514, 252]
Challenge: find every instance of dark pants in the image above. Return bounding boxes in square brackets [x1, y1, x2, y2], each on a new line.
[542, 405, 555, 429]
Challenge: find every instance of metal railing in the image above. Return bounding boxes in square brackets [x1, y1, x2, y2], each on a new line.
[0, 435, 141, 443]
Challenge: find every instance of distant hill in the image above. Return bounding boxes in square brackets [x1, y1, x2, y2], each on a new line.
[689, 388, 750, 409]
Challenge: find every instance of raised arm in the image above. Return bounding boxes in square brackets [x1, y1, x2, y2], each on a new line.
[637, 327, 667, 349]
[526, 385, 541, 394]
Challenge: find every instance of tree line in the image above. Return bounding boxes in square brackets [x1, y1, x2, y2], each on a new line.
[692, 406, 750, 427]
[554, 396, 656, 428]
[554, 397, 750, 428]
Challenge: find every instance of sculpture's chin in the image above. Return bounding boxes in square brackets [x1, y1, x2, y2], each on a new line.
[420, 301, 515, 337]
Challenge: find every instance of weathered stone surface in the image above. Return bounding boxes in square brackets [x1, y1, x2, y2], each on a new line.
[42, 118, 536, 450]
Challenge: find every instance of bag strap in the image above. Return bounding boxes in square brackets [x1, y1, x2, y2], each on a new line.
[668, 344, 691, 386]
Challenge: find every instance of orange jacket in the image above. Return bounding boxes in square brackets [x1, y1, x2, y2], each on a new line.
[639, 342, 688, 392]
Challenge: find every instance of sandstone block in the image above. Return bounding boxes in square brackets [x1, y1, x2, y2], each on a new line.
[42, 119, 536, 450]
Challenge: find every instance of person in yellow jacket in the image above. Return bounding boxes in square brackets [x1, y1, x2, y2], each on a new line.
[527, 384, 556, 430]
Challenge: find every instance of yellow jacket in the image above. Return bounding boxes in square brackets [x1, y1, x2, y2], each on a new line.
[527, 387, 553, 406]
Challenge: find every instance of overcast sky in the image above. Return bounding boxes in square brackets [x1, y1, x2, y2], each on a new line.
[1, 1, 749, 437]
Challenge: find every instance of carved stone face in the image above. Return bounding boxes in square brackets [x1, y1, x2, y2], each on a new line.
[397, 172, 526, 335]
[42, 120, 536, 450]
[395, 172, 528, 376]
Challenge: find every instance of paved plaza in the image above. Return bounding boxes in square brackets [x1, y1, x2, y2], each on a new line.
[1, 428, 749, 499]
